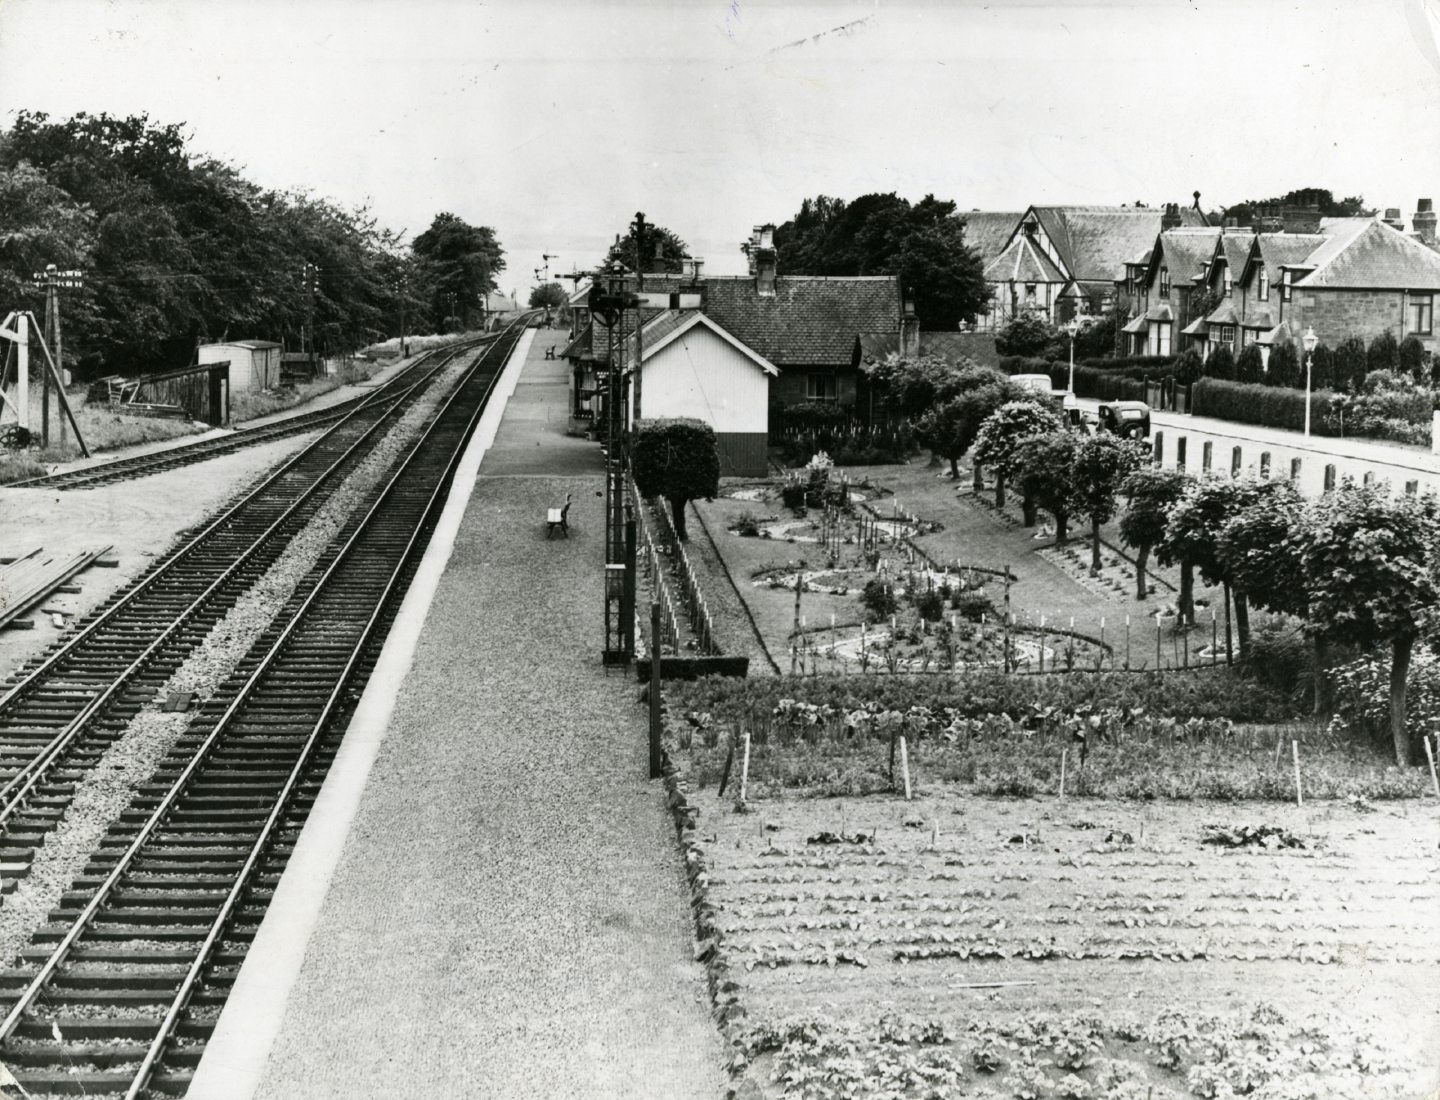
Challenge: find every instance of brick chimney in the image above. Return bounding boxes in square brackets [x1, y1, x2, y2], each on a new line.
[1161, 202, 1182, 230]
[900, 293, 920, 358]
[1383, 208, 1405, 232]
[1255, 206, 1283, 234]
[1282, 205, 1321, 234]
[751, 224, 777, 296]
[1415, 198, 1437, 247]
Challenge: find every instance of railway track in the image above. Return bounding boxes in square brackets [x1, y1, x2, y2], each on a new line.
[0, 316, 533, 1097]
[8, 334, 496, 491]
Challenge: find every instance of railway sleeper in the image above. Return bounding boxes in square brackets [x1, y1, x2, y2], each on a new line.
[12, 1016, 212, 1040]
[4, 1068, 192, 1095]
[0, 1039, 203, 1069]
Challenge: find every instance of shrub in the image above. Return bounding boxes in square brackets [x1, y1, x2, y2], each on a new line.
[914, 590, 944, 622]
[1367, 329, 1400, 374]
[861, 579, 898, 621]
[1266, 342, 1300, 388]
[732, 510, 761, 537]
[1399, 334, 1427, 384]
[1330, 648, 1440, 748]
[1235, 343, 1264, 384]
[1076, 354, 1177, 372]
[1206, 344, 1235, 382]
[1308, 343, 1335, 390]
[780, 483, 807, 510]
[953, 589, 993, 621]
[1191, 379, 1321, 433]
[1174, 349, 1204, 386]
[1334, 336, 1368, 391]
[996, 312, 1060, 357]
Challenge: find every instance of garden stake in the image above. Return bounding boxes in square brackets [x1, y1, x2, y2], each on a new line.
[1156, 615, 1162, 669]
[1125, 615, 1131, 670]
[649, 602, 663, 780]
[1273, 733, 1285, 769]
[1059, 749, 1067, 799]
[1291, 739, 1303, 808]
[900, 735, 912, 800]
[716, 739, 736, 798]
[1424, 735, 1440, 800]
[739, 731, 752, 804]
[1183, 624, 1189, 668]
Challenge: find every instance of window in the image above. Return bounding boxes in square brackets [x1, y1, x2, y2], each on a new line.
[1259, 452, 1271, 478]
[1159, 266, 1171, 299]
[1202, 441, 1213, 471]
[1176, 438, 1187, 470]
[1411, 292, 1434, 335]
[1281, 270, 1292, 303]
[1323, 464, 1336, 491]
[1224, 270, 1233, 297]
[1291, 458, 1302, 482]
[1231, 446, 1243, 476]
[1024, 283, 1037, 304]
[806, 373, 838, 402]
[1259, 268, 1270, 301]
[1219, 325, 1236, 344]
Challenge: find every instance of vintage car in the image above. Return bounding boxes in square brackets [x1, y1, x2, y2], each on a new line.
[1096, 400, 1150, 439]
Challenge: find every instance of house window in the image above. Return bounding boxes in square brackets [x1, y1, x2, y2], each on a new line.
[1024, 283, 1037, 305]
[1159, 267, 1171, 299]
[1219, 325, 1236, 344]
[1259, 268, 1270, 301]
[1281, 270, 1292, 302]
[806, 373, 838, 402]
[1224, 270, 1233, 297]
[1411, 292, 1434, 335]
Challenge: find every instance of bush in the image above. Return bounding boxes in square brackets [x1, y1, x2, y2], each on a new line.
[1206, 344, 1235, 382]
[1242, 621, 1313, 704]
[914, 590, 944, 622]
[1330, 648, 1440, 748]
[732, 510, 761, 537]
[1399, 334, 1428, 384]
[1308, 343, 1335, 390]
[780, 483, 807, 510]
[995, 312, 1059, 357]
[1191, 379, 1323, 433]
[1266, 342, 1300, 388]
[1334, 336, 1368, 391]
[1235, 343, 1264, 384]
[1076, 354, 1177, 372]
[861, 579, 898, 621]
[953, 589, 993, 621]
[1174, 349, 1204, 386]
[1367, 329, 1400, 374]
[1192, 377, 1432, 443]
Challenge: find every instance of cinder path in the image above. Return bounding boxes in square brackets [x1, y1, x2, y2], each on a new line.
[200, 328, 726, 1099]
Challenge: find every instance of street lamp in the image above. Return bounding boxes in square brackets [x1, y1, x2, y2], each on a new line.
[1302, 326, 1318, 437]
[1065, 316, 1082, 396]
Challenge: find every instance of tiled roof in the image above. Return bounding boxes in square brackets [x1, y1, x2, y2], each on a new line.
[983, 234, 1067, 283]
[1152, 228, 1222, 284]
[1242, 310, 1276, 329]
[1121, 315, 1147, 334]
[1256, 322, 1291, 346]
[616, 309, 778, 376]
[961, 212, 1024, 266]
[1296, 219, 1440, 290]
[1143, 303, 1174, 322]
[855, 331, 983, 364]
[560, 322, 592, 360]
[701, 275, 900, 367]
[1205, 303, 1240, 325]
[1032, 207, 1190, 284]
[1180, 317, 1208, 336]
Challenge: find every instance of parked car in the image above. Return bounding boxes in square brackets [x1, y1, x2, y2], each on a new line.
[1096, 400, 1150, 439]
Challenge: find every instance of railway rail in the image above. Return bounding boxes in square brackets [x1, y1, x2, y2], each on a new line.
[8, 334, 496, 491]
[0, 315, 534, 1097]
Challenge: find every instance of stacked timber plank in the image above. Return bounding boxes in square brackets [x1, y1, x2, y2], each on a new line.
[0, 546, 114, 630]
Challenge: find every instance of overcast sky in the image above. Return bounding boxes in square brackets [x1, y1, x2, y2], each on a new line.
[3, 0, 1440, 288]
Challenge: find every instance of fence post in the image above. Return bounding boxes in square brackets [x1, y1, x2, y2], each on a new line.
[650, 601, 663, 779]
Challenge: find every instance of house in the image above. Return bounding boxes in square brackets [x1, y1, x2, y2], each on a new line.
[1177, 199, 1440, 364]
[1122, 226, 1222, 356]
[619, 310, 777, 476]
[970, 199, 1210, 331]
[196, 340, 282, 393]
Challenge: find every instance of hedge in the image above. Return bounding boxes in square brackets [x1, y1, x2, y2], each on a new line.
[1000, 355, 1178, 383]
[1191, 379, 1324, 434]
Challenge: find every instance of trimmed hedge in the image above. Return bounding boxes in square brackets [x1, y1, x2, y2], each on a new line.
[1191, 379, 1324, 433]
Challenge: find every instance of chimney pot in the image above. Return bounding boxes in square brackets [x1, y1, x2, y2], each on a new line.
[1419, 197, 1434, 213]
[1383, 207, 1405, 232]
[1414, 198, 1437, 247]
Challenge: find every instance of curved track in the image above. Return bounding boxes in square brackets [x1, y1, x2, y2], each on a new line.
[0, 316, 533, 1097]
[9, 335, 496, 491]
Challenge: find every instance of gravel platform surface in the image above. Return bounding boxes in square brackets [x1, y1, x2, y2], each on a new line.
[251, 330, 727, 1099]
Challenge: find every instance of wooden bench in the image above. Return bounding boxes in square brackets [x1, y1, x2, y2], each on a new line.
[546, 494, 572, 539]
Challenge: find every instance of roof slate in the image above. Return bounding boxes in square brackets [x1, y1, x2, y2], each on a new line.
[702, 275, 900, 367]
[1296, 219, 1440, 290]
[1032, 206, 1197, 284]
[984, 235, 1066, 283]
[855, 332, 983, 364]
[961, 212, 1024, 266]
[1153, 228, 1223, 283]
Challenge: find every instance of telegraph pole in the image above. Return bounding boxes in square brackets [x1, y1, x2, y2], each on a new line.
[631, 212, 647, 422]
[302, 262, 318, 363]
[30, 265, 82, 449]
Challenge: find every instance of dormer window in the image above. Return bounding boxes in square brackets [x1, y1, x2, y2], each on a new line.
[1281, 269, 1292, 302]
[1259, 268, 1270, 301]
[1223, 270, 1233, 297]
[1159, 266, 1171, 299]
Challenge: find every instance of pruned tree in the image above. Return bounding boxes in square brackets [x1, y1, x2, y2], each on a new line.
[973, 398, 1060, 514]
[1299, 483, 1440, 765]
[1071, 435, 1149, 572]
[1013, 430, 1080, 544]
[631, 418, 721, 541]
[1118, 467, 1189, 600]
[915, 380, 1022, 480]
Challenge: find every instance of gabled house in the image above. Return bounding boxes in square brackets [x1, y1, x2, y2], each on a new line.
[1122, 226, 1221, 356]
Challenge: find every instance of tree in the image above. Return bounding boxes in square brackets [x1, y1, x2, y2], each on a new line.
[1222, 188, 1372, 226]
[528, 282, 565, 308]
[1308, 343, 1335, 391]
[1118, 467, 1189, 600]
[1206, 344, 1235, 382]
[773, 192, 989, 328]
[1267, 341, 1300, 388]
[412, 212, 505, 330]
[1299, 483, 1440, 765]
[605, 219, 689, 275]
[1398, 334, 1427, 384]
[1072, 314, 1116, 360]
[1334, 336, 1369, 392]
[1071, 435, 1149, 572]
[864, 355, 1000, 422]
[916, 379, 1024, 479]
[631, 419, 721, 541]
[995, 312, 1059, 358]
[1366, 329, 1400, 375]
[1174, 349, 1204, 386]
[973, 399, 1061, 514]
[1013, 430, 1080, 544]
[1235, 343, 1264, 385]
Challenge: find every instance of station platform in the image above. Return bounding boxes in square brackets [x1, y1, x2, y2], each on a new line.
[188, 327, 727, 1099]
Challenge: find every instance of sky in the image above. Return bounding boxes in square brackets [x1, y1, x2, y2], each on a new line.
[3, 0, 1440, 289]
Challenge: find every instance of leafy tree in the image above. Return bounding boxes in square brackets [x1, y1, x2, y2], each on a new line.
[605, 219, 689, 275]
[916, 379, 1024, 479]
[1013, 430, 1080, 544]
[1174, 349, 1204, 386]
[1267, 341, 1300, 388]
[1398, 334, 1427, 384]
[864, 354, 999, 422]
[995, 312, 1059, 358]
[1071, 435, 1149, 572]
[1299, 483, 1440, 765]
[1119, 467, 1189, 600]
[1206, 344, 1235, 382]
[413, 212, 505, 330]
[774, 193, 989, 328]
[1334, 336, 1369, 392]
[973, 399, 1061, 514]
[1366, 329, 1400, 375]
[0, 161, 98, 340]
[1235, 343, 1264, 385]
[1072, 313, 1116, 360]
[1162, 477, 1281, 652]
[528, 282, 566, 308]
[631, 418, 720, 540]
[1223, 188, 1372, 226]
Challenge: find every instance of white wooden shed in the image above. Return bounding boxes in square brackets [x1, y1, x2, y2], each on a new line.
[196, 340, 283, 393]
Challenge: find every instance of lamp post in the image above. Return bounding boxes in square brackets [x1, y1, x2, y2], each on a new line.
[1065, 316, 1081, 396]
[1302, 325, 1318, 437]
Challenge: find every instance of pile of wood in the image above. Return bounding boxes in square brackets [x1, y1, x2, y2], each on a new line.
[0, 546, 115, 631]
